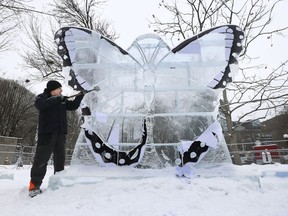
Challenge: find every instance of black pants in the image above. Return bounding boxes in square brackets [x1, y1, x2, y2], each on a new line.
[30, 132, 66, 186]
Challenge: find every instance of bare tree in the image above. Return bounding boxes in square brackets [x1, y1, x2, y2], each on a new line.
[149, 0, 288, 164]
[262, 107, 288, 146]
[21, 0, 118, 80]
[226, 60, 288, 123]
[21, 18, 64, 80]
[51, 0, 117, 39]
[0, 0, 30, 52]
[0, 78, 38, 144]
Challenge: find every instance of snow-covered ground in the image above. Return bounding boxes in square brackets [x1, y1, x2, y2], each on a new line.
[0, 163, 287, 216]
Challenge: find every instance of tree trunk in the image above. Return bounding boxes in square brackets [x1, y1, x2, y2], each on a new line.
[221, 89, 242, 165]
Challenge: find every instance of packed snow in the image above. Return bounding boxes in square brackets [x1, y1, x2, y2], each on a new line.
[0, 163, 288, 216]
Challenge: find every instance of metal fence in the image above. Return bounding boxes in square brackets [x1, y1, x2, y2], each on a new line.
[0, 143, 73, 166]
[228, 139, 288, 165]
[1, 139, 288, 165]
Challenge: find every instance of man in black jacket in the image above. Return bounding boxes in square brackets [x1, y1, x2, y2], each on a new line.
[29, 80, 84, 197]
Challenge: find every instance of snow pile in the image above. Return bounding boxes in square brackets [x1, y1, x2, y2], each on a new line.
[0, 163, 288, 216]
[0, 167, 13, 180]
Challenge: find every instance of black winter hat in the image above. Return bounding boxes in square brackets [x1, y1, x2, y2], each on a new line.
[46, 80, 62, 92]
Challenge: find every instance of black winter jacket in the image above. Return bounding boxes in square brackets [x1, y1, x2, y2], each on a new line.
[35, 90, 84, 134]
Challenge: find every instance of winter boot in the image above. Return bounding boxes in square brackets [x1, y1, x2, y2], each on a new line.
[29, 180, 42, 198]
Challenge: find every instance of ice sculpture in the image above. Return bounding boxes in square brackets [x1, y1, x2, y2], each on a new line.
[54, 25, 244, 168]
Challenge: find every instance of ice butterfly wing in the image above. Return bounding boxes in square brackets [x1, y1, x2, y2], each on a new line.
[157, 25, 244, 90]
[54, 26, 142, 91]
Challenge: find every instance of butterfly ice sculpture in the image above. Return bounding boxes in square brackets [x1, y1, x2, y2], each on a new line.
[54, 25, 244, 167]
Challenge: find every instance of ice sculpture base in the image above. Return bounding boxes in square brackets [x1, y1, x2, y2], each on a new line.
[48, 165, 172, 190]
[48, 163, 264, 190]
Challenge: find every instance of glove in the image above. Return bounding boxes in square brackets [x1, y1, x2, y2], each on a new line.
[60, 95, 68, 103]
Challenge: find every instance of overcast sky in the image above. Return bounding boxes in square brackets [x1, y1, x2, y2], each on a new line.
[101, 0, 160, 48]
[0, 0, 287, 95]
